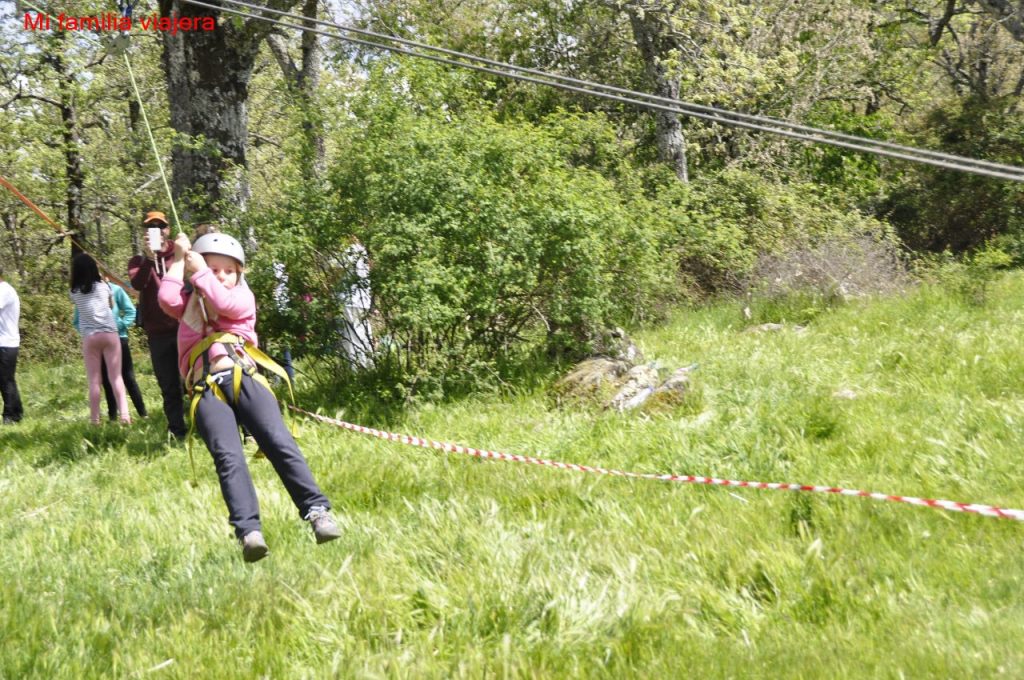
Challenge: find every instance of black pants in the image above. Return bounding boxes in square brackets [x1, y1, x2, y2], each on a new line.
[147, 331, 186, 437]
[102, 337, 148, 420]
[0, 346, 22, 423]
[194, 371, 331, 539]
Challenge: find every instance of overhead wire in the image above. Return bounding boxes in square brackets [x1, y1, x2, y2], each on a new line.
[123, 52, 182, 236]
[188, 0, 1024, 182]
[210, 0, 1024, 177]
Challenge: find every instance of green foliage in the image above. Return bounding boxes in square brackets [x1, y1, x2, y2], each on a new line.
[655, 168, 893, 292]
[799, 103, 894, 204]
[251, 61, 677, 397]
[18, 293, 79, 363]
[244, 55, 922, 400]
[914, 245, 1013, 306]
[1, 11, 169, 295]
[883, 99, 1024, 253]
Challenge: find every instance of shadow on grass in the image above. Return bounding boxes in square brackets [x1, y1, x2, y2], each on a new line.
[0, 417, 177, 468]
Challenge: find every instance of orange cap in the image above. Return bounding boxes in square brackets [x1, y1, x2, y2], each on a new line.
[143, 210, 168, 225]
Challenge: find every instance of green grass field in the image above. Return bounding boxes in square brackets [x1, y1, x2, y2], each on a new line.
[3, 273, 1023, 678]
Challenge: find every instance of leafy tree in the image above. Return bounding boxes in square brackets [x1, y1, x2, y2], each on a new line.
[157, 0, 302, 221]
[874, 0, 1024, 252]
[250, 60, 676, 395]
[0, 0, 167, 282]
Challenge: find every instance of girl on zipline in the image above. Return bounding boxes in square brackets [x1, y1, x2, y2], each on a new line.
[157, 230, 341, 562]
[70, 253, 131, 425]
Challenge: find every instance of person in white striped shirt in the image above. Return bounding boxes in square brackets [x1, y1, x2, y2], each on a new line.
[70, 254, 131, 425]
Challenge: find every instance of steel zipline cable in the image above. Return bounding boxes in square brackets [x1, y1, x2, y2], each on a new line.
[207, 0, 1024, 178]
[186, 0, 1024, 182]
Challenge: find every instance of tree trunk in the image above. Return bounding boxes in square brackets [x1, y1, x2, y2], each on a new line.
[298, 0, 325, 182]
[266, 0, 325, 184]
[158, 0, 297, 222]
[49, 31, 85, 258]
[624, 4, 688, 183]
[94, 214, 104, 253]
[973, 0, 1024, 42]
[127, 95, 143, 254]
[2, 213, 27, 281]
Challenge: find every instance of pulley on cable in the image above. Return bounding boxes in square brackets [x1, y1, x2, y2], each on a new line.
[103, 0, 136, 57]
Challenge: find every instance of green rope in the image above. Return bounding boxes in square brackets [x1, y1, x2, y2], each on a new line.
[123, 52, 183, 235]
[124, 51, 197, 484]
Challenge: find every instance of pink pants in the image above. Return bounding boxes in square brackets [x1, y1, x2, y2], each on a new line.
[82, 332, 130, 424]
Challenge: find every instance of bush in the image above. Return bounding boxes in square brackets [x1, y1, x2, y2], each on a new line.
[655, 168, 896, 293]
[19, 293, 80, 363]
[881, 99, 1024, 254]
[247, 59, 910, 398]
[744, 232, 909, 323]
[913, 246, 1012, 306]
[249, 63, 677, 397]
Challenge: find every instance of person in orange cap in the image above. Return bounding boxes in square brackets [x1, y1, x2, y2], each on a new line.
[128, 210, 187, 440]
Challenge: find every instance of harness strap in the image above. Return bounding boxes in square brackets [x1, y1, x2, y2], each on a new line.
[185, 372, 227, 486]
[185, 332, 297, 473]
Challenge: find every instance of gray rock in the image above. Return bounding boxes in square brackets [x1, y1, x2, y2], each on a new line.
[607, 364, 660, 411]
[593, 327, 644, 364]
[555, 357, 631, 402]
[654, 365, 695, 396]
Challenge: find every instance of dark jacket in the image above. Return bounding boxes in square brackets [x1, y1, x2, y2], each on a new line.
[128, 244, 179, 336]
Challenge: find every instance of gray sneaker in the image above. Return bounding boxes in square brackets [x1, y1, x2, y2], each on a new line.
[241, 530, 269, 562]
[305, 506, 342, 544]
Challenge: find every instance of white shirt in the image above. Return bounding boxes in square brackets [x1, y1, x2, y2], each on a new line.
[339, 244, 371, 310]
[272, 262, 289, 312]
[0, 280, 20, 347]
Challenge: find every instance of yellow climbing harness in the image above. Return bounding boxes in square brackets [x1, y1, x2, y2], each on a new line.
[184, 331, 296, 481]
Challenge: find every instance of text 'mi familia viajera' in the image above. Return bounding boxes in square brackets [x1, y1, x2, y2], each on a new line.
[23, 11, 215, 34]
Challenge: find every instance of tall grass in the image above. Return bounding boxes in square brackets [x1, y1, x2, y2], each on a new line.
[2, 272, 1024, 677]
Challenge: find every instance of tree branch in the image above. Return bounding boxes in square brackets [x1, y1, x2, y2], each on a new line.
[972, 0, 1024, 42]
[931, 0, 962, 45]
[265, 30, 300, 85]
[0, 90, 62, 109]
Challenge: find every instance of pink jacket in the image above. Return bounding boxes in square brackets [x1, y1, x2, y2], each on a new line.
[157, 268, 259, 381]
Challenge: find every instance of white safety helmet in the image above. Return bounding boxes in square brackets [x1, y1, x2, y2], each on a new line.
[192, 232, 246, 267]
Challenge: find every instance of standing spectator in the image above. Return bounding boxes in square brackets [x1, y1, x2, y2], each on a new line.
[0, 265, 22, 425]
[337, 239, 373, 369]
[272, 261, 295, 382]
[97, 280, 147, 421]
[70, 254, 131, 425]
[128, 210, 186, 440]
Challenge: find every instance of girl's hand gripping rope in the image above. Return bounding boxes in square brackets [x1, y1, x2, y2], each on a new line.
[173, 233, 192, 263]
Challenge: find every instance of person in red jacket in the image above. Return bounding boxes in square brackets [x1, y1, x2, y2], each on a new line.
[127, 210, 186, 440]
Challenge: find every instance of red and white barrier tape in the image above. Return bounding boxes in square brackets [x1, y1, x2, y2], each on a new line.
[291, 406, 1024, 522]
